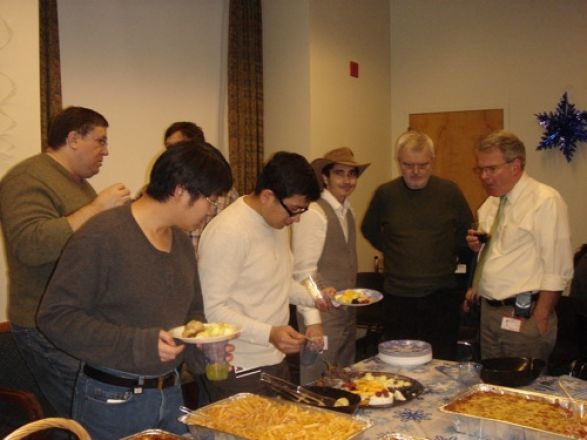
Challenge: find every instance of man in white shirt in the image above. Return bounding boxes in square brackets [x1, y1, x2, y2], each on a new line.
[198, 152, 332, 399]
[466, 130, 573, 361]
[292, 147, 370, 383]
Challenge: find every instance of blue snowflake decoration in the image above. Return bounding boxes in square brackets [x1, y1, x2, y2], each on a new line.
[535, 92, 587, 162]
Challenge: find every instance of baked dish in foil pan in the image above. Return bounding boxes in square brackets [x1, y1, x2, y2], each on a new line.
[178, 392, 373, 439]
[119, 429, 184, 440]
[439, 383, 587, 439]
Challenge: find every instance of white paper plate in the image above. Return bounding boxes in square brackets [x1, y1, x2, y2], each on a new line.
[169, 323, 241, 344]
[378, 340, 433, 367]
[333, 288, 383, 307]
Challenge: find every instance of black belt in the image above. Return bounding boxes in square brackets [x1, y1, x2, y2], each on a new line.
[484, 295, 537, 307]
[83, 365, 177, 390]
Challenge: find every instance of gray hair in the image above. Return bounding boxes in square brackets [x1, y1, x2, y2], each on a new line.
[478, 130, 526, 170]
[395, 130, 435, 160]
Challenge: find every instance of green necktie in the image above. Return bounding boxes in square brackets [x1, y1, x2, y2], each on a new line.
[472, 196, 507, 291]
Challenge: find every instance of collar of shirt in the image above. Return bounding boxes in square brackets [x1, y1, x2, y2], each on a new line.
[504, 172, 529, 205]
[322, 189, 351, 218]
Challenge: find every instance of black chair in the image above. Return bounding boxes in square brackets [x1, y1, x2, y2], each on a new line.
[0, 321, 50, 439]
[548, 296, 582, 376]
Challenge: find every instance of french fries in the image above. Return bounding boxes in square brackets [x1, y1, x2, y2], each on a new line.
[185, 394, 367, 439]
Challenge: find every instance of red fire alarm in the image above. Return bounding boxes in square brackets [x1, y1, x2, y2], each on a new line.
[350, 61, 359, 78]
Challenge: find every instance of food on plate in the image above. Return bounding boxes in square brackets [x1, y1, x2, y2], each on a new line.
[444, 390, 587, 438]
[182, 321, 237, 340]
[334, 397, 350, 407]
[340, 372, 410, 406]
[335, 289, 372, 305]
[316, 365, 422, 407]
[185, 394, 368, 439]
[182, 320, 205, 338]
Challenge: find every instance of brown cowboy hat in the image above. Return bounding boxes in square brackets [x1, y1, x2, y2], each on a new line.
[311, 147, 371, 185]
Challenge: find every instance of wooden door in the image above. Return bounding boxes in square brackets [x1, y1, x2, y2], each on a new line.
[409, 109, 503, 215]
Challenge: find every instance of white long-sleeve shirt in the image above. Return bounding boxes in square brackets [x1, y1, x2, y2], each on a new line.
[477, 173, 573, 300]
[292, 190, 353, 324]
[198, 197, 316, 371]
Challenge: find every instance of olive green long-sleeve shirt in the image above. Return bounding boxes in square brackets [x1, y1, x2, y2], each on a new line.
[0, 153, 96, 327]
[361, 176, 473, 297]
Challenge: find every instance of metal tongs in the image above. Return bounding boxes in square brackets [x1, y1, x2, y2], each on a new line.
[260, 372, 337, 407]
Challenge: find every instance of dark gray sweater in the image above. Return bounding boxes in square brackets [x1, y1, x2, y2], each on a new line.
[361, 176, 472, 297]
[38, 204, 205, 376]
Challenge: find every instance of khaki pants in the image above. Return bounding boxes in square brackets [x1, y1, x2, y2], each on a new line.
[480, 299, 557, 361]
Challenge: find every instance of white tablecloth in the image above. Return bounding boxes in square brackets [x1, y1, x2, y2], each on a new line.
[351, 356, 586, 440]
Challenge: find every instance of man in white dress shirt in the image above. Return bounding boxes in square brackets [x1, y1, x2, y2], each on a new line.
[292, 147, 370, 383]
[198, 152, 332, 399]
[466, 130, 573, 361]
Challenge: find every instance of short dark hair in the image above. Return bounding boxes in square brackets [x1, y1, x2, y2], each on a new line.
[164, 122, 205, 144]
[48, 106, 108, 149]
[146, 141, 232, 202]
[254, 152, 321, 201]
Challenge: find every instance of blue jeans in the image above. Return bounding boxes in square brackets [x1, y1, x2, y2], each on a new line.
[74, 367, 186, 440]
[11, 324, 80, 417]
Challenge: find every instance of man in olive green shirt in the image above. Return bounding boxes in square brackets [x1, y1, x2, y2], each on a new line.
[0, 106, 130, 417]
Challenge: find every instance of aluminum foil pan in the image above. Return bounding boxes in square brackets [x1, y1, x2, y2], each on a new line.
[382, 434, 429, 440]
[119, 429, 184, 440]
[439, 383, 587, 439]
[178, 392, 373, 440]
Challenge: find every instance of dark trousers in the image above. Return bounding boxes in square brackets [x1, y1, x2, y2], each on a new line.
[204, 359, 290, 402]
[382, 288, 462, 361]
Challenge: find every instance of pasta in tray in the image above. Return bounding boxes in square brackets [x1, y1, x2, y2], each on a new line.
[444, 390, 587, 439]
[184, 394, 368, 439]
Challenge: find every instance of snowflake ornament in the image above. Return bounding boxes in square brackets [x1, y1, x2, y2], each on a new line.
[535, 92, 587, 162]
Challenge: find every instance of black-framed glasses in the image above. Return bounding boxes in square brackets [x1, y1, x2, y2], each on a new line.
[277, 197, 308, 217]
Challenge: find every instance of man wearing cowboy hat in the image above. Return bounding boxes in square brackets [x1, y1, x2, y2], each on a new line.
[362, 130, 472, 360]
[292, 147, 370, 383]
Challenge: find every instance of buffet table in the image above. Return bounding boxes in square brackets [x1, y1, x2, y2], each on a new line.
[351, 356, 586, 440]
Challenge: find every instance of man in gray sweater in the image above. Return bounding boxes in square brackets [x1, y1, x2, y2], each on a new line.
[0, 107, 130, 418]
[361, 130, 472, 360]
[38, 142, 233, 439]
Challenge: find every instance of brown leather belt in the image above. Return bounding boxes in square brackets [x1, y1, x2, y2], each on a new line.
[83, 365, 177, 390]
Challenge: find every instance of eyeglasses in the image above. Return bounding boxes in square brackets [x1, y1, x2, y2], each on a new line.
[473, 161, 512, 176]
[206, 197, 220, 208]
[277, 197, 309, 217]
[400, 162, 431, 171]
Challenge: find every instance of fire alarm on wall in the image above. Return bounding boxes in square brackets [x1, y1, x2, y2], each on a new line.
[350, 61, 359, 78]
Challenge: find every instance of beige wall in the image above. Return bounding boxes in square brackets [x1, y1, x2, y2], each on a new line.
[263, 0, 312, 159]
[0, 0, 41, 321]
[264, 0, 391, 271]
[58, 0, 228, 195]
[390, 0, 587, 250]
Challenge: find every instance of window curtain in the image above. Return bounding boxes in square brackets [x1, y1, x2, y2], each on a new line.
[228, 0, 263, 195]
[39, 0, 62, 151]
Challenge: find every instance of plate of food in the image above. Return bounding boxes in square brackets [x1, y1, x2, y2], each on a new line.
[334, 288, 383, 306]
[315, 368, 424, 408]
[169, 320, 241, 344]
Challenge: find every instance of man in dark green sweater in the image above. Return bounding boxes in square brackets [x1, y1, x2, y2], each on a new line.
[0, 107, 131, 418]
[361, 130, 472, 360]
